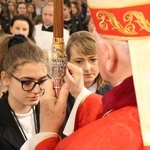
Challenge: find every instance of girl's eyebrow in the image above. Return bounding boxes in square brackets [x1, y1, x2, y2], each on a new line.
[19, 75, 48, 80]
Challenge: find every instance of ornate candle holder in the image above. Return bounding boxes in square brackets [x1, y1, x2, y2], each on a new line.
[50, 38, 68, 98]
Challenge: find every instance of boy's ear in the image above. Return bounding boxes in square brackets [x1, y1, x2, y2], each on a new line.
[1, 71, 10, 87]
[105, 43, 117, 72]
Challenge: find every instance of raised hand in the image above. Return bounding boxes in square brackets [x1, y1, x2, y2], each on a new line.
[64, 62, 84, 98]
[40, 79, 69, 133]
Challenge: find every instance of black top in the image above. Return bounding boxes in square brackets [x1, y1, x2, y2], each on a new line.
[64, 14, 84, 35]
[0, 93, 40, 150]
[0, 14, 9, 33]
[42, 24, 53, 32]
[64, 19, 72, 31]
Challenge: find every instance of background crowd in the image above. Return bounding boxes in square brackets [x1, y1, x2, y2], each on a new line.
[0, 0, 94, 36]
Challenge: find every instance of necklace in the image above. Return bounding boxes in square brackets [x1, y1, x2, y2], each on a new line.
[10, 106, 38, 141]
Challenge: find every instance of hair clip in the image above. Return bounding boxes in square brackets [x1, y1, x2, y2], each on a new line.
[8, 34, 28, 48]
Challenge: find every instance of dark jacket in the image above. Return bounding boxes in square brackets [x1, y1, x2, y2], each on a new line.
[61, 83, 112, 138]
[0, 93, 40, 150]
[70, 14, 84, 35]
[64, 14, 84, 35]
[0, 14, 10, 33]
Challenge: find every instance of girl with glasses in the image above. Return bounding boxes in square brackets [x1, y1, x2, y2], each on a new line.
[0, 34, 50, 149]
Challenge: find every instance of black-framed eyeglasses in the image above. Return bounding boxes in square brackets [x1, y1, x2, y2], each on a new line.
[10, 74, 49, 92]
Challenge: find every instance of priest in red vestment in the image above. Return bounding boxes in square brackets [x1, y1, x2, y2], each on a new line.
[21, 0, 150, 149]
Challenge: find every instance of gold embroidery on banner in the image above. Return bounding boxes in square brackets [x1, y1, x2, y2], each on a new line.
[96, 10, 150, 35]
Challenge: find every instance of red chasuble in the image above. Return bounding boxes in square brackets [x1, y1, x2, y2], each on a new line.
[74, 93, 104, 130]
[35, 76, 145, 149]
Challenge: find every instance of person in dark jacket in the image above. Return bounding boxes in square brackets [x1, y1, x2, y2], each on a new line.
[61, 31, 112, 138]
[63, 0, 84, 35]
[0, 2, 9, 33]
[0, 34, 50, 149]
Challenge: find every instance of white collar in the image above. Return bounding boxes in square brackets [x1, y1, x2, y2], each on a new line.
[87, 82, 97, 93]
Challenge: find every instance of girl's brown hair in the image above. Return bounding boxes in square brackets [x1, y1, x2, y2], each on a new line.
[0, 34, 49, 78]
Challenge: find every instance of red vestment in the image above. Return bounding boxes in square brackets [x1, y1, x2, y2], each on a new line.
[35, 76, 146, 149]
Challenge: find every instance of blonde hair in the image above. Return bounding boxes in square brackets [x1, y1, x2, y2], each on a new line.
[66, 31, 103, 90]
[66, 31, 96, 60]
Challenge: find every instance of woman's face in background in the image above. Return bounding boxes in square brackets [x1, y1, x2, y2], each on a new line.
[71, 3, 78, 15]
[27, 4, 35, 14]
[10, 20, 29, 37]
[17, 3, 27, 14]
[8, 2, 16, 12]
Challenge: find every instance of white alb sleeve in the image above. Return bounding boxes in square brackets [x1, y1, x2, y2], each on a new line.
[63, 87, 92, 136]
